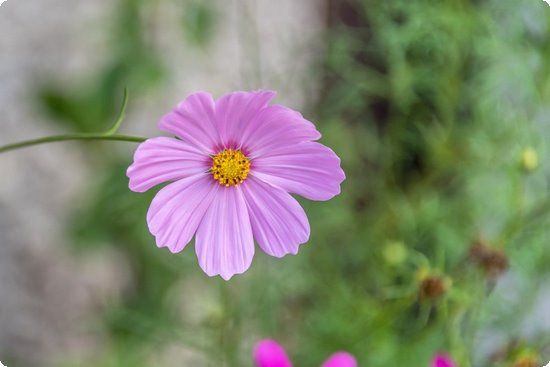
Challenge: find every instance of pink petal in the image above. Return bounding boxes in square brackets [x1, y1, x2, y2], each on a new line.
[432, 354, 457, 367]
[253, 339, 293, 367]
[146, 174, 219, 253]
[127, 137, 210, 192]
[159, 92, 221, 154]
[195, 186, 254, 280]
[241, 104, 321, 158]
[242, 176, 309, 257]
[252, 142, 345, 201]
[322, 352, 357, 367]
[215, 90, 276, 148]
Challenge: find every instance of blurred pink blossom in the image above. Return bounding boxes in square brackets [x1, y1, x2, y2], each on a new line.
[432, 354, 457, 367]
[254, 339, 357, 367]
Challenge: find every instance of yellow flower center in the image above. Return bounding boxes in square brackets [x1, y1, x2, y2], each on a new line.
[211, 149, 250, 186]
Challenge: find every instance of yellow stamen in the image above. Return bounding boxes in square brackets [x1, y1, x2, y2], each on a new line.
[211, 149, 250, 186]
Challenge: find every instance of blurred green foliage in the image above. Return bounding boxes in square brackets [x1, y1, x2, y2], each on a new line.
[38, 0, 164, 133]
[34, 0, 549, 366]
[181, 0, 217, 46]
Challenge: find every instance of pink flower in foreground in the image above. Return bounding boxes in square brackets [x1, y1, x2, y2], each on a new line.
[254, 339, 357, 367]
[432, 354, 457, 367]
[127, 91, 345, 280]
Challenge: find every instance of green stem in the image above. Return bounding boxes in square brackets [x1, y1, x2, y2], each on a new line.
[0, 134, 146, 154]
[0, 89, 147, 154]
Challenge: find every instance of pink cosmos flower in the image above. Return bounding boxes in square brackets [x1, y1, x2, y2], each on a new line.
[127, 90, 345, 280]
[432, 354, 457, 367]
[254, 339, 357, 367]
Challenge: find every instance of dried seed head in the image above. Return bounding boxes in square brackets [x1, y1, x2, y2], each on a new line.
[513, 354, 540, 367]
[468, 240, 509, 278]
[419, 275, 450, 301]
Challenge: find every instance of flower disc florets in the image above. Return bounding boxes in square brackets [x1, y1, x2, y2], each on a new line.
[211, 149, 250, 186]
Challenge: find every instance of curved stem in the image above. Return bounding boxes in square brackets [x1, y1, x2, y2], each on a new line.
[0, 89, 147, 154]
[103, 88, 129, 136]
[0, 134, 146, 154]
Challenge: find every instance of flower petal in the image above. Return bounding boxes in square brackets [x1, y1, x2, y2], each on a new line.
[127, 137, 210, 192]
[159, 92, 220, 154]
[252, 142, 345, 201]
[253, 339, 293, 367]
[241, 105, 321, 158]
[147, 174, 219, 253]
[432, 354, 457, 367]
[215, 90, 276, 148]
[242, 176, 309, 257]
[322, 352, 357, 367]
[195, 186, 254, 280]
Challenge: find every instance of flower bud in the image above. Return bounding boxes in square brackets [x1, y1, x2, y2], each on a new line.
[383, 241, 407, 266]
[520, 147, 538, 173]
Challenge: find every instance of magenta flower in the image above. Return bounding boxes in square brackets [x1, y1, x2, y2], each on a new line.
[432, 354, 457, 367]
[127, 91, 345, 280]
[254, 339, 357, 367]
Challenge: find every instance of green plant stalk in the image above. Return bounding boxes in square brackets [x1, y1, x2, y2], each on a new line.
[0, 134, 146, 154]
[0, 89, 146, 154]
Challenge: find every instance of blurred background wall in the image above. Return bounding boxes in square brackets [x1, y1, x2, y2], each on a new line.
[0, 1, 549, 366]
[0, 1, 324, 365]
